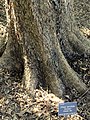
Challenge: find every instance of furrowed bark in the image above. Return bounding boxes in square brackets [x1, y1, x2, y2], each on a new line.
[13, 0, 64, 97]
[60, 0, 90, 54]
[0, 0, 87, 97]
[13, 0, 87, 97]
[31, 0, 87, 94]
[0, 0, 23, 84]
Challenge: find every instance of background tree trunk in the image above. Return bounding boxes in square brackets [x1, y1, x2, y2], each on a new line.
[0, 0, 24, 88]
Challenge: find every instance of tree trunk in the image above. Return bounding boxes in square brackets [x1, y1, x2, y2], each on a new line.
[59, 0, 90, 54]
[0, 0, 88, 97]
[0, 0, 24, 84]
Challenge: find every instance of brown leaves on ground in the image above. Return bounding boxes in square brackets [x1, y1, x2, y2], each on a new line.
[0, 82, 84, 120]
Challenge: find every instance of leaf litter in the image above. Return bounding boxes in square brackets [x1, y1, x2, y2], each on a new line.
[0, 81, 84, 120]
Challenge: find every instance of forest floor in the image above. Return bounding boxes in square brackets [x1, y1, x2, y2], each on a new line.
[0, 53, 90, 120]
[0, 81, 85, 120]
[0, 50, 90, 120]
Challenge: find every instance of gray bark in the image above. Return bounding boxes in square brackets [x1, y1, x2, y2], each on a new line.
[60, 0, 90, 54]
[0, 0, 24, 84]
[0, 0, 88, 97]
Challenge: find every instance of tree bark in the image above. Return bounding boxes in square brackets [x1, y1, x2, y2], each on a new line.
[0, 0, 88, 97]
[0, 0, 24, 84]
[60, 0, 90, 54]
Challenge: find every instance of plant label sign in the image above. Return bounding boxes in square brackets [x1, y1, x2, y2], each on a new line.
[58, 102, 77, 116]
